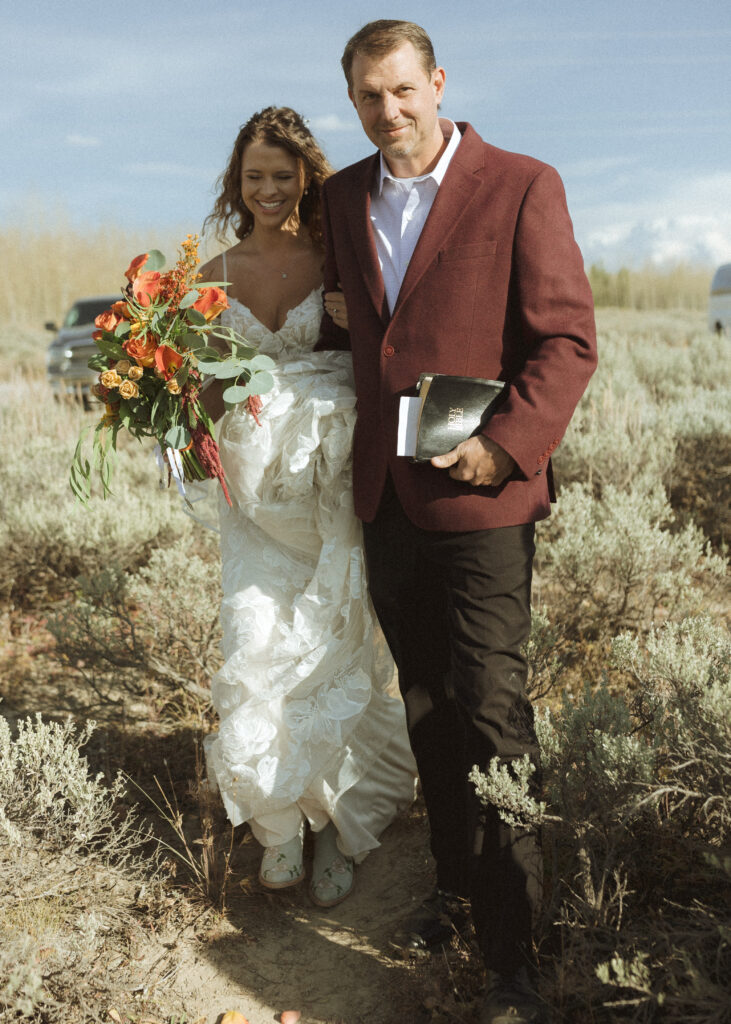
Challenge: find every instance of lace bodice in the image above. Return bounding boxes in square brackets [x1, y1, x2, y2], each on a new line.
[221, 289, 324, 360]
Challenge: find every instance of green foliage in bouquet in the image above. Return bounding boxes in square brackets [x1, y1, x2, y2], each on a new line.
[69, 236, 275, 505]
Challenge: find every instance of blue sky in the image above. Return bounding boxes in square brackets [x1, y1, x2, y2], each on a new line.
[3, 0, 730, 268]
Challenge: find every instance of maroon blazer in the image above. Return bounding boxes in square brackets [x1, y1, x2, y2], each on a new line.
[317, 122, 597, 531]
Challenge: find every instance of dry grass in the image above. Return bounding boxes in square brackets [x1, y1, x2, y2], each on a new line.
[0, 210, 226, 328]
[588, 261, 713, 310]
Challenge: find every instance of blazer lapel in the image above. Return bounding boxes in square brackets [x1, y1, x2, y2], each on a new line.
[346, 155, 390, 325]
[392, 125, 486, 317]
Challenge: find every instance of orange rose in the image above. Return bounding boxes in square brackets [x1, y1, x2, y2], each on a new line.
[132, 271, 162, 307]
[192, 286, 229, 322]
[124, 253, 149, 282]
[94, 308, 124, 333]
[123, 333, 158, 367]
[154, 344, 184, 380]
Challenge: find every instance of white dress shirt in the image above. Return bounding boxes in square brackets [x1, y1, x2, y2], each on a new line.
[370, 119, 462, 314]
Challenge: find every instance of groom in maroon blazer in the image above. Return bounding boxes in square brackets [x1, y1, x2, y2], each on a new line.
[318, 20, 596, 1023]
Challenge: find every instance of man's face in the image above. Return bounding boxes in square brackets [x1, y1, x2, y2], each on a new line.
[349, 42, 446, 176]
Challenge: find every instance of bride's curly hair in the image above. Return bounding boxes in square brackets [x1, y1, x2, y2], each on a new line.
[204, 106, 334, 245]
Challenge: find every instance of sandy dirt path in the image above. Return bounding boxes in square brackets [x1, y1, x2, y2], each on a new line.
[164, 808, 460, 1024]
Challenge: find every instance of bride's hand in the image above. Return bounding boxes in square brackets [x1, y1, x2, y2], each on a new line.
[324, 288, 348, 331]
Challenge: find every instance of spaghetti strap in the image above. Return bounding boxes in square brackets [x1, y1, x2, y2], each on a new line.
[221, 250, 228, 290]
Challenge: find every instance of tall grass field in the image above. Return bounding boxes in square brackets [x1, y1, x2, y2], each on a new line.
[0, 227, 728, 1023]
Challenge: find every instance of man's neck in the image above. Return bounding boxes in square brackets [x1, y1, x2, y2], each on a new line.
[382, 123, 448, 179]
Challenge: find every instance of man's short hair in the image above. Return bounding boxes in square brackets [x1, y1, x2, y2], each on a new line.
[341, 20, 437, 89]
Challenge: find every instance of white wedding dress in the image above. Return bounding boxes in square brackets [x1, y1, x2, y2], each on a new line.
[204, 285, 416, 860]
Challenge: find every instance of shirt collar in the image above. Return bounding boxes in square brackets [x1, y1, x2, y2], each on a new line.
[376, 118, 461, 195]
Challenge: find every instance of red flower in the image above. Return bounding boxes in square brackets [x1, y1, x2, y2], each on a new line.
[124, 253, 149, 282]
[154, 344, 184, 380]
[193, 286, 229, 321]
[132, 270, 162, 307]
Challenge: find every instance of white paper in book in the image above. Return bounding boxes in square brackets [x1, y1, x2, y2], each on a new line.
[397, 396, 421, 456]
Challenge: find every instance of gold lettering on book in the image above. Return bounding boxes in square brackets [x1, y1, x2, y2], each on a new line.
[448, 407, 464, 430]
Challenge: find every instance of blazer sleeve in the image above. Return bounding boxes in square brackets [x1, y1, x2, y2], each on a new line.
[315, 182, 351, 352]
[483, 165, 597, 479]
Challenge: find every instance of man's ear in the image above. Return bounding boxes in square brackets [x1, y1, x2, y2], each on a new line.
[433, 67, 446, 105]
[348, 87, 357, 112]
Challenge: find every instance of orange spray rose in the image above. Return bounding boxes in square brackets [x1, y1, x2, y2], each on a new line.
[123, 334, 158, 367]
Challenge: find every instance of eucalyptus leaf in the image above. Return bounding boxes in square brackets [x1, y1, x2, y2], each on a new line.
[250, 354, 276, 371]
[114, 321, 131, 338]
[196, 361, 247, 379]
[179, 289, 200, 309]
[187, 308, 208, 327]
[249, 370, 274, 394]
[223, 384, 251, 404]
[146, 249, 166, 271]
[165, 425, 190, 449]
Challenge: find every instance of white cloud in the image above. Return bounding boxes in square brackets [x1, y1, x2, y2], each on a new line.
[308, 114, 359, 134]
[577, 172, 731, 268]
[66, 133, 100, 148]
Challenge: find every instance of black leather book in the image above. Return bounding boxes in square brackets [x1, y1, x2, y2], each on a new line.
[412, 373, 507, 462]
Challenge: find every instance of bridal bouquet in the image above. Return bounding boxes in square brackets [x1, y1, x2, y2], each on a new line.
[70, 236, 274, 506]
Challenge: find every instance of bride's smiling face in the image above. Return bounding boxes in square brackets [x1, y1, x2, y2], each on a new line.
[240, 141, 308, 231]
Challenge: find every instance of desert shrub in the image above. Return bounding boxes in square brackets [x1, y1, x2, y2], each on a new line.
[470, 616, 731, 1022]
[535, 482, 726, 643]
[47, 536, 222, 708]
[555, 384, 677, 495]
[0, 377, 196, 607]
[0, 713, 171, 1022]
[554, 312, 731, 557]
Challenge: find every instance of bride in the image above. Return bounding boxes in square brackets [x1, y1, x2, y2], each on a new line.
[199, 107, 416, 907]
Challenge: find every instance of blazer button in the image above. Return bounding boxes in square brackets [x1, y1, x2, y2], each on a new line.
[383, 345, 395, 357]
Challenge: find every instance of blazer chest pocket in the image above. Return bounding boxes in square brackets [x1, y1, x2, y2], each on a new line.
[438, 241, 497, 262]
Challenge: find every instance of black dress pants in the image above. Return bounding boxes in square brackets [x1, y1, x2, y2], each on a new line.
[362, 474, 542, 974]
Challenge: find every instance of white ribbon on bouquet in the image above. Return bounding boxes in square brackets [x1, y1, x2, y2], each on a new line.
[153, 443, 186, 498]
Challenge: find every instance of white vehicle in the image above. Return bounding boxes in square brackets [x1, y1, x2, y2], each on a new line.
[708, 263, 731, 335]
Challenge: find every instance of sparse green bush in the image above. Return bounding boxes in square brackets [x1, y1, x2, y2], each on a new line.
[47, 537, 222, 707]
[0, 378, 196, 607]
[470, 616, 731, 1022]
[535, 483, 726, 642]
[0, 713, 170, 1022]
